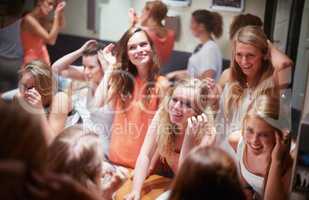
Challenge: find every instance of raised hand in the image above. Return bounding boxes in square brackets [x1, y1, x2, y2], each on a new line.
[186, 113, 208, 143]
[128, 8, 138, 26]
[79, 40, 98, 53]
[98, 43, 117, 69]
[271, 130, 290, 164]
[25, 88, 43, 109]
[55, 1, 66, 14]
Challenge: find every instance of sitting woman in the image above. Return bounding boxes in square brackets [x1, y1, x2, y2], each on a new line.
[228, 94, 293, 200]
[95, 27, 168, 169]
[169, 146, 245, 200]
[166, 9, 223, 81]
[17, 60, 70, 142]
[125, 79, 214, 200]
[48, 125, 123, 199]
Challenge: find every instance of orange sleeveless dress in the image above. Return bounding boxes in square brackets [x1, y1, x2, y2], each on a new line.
[21, 29, 50, 66]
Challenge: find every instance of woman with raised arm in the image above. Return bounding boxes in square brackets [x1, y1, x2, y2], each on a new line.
[95, 27, 168, 169]
[128, 0, 175, 66]
[125, 79, 214, 200]
[21, 0, 65, 65]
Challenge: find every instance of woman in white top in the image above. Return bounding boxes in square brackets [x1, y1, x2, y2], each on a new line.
[166, 9, 223, 81]
[229, 94, 293, 200]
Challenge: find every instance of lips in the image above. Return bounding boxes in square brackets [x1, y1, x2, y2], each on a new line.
[248, 144, 262, 152]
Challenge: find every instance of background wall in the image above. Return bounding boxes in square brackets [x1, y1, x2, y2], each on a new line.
[61, 0, 266, 59]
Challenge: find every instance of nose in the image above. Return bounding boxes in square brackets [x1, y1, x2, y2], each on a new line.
[240, 56, 248, 65]
[251, 134, 260, 145]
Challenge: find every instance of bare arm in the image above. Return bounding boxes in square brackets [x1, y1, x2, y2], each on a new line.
[268, 42, 293, 89]
[125, 111, 160, 200]
[23, 2, 66, 45]
[48, 92, 71, 138]
[52, 40, 98, 81]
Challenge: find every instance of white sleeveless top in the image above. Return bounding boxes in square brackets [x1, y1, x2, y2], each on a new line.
[236, 137, 264, 197]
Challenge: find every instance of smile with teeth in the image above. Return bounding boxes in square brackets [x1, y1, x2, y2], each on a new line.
[249, 144, 262, 151]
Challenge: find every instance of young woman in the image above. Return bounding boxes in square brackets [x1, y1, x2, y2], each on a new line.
[166, 9, 223, 81]
[95, 27, 168, 169]
[48, 125, 123, 200]
[169, 146, 245, 200]
[128, 0, 175, 65]
[215, 26, 280, 141]
[228, 94, 293, 200]
[17, 60, 70, 142]
[125, 79, 214, 200]
[219, 14, 293, 90]
[21, 0, 65, 65]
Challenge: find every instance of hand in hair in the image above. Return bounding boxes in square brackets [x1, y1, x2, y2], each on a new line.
[271, 130, 290, 164]
[205, 78, 220, 111]
[79, 40, 98, 53]
[98, 43, 117, 67]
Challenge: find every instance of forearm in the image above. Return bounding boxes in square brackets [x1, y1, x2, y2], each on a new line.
[94, 68, 113, 107]
[178, 135, 195, 169]
[52, 48, 83, 74]
[264, 162, 286, 200]
[45, 15, 61, 45]
[166, 70, 189, 81]
[198, 69, 215, 80]
[131, 155, 151, 195]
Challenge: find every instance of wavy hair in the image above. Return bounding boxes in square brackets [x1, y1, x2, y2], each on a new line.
[156, 79, 214, 158]
[20, 60, 54, 107]
[225, 26, 276, 118]
[108, 27, 160, 107]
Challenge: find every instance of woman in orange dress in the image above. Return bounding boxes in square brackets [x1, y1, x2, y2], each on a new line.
[21, 0, 65, 66]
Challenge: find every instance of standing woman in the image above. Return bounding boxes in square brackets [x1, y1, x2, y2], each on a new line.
[129, 0, 175, 66]
[95, 27, 167, 168]
[166, 9, 223, 80]
[21, 0, 65, 66]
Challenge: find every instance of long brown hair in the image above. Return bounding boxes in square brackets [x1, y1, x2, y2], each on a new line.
[0, 102, 48, 172]
[108, 27, 160, 106]
[145, 0, 168, 26]
[47, 125, 103, 191]
[192, 9, 223, 39]
[225, 26, 275, 118]
[169, 146, 245, 200]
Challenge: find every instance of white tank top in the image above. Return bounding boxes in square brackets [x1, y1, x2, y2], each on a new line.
[236, 137, 264, 197]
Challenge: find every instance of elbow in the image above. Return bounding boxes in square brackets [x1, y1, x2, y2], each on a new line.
[46, 39, 56, 45]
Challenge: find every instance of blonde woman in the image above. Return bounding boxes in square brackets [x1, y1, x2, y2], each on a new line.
[17, 60, 70, 142]
[125, 79, 214, 200]
[228, 95, 293, 200]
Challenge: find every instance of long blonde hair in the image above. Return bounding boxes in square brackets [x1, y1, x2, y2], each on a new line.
[157, 79, 214, 157]
[225, 26, 275, 118]
[20, 60, 54, 107]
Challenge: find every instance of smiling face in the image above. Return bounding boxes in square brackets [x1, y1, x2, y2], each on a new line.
[82, 55, 103, 85]
[168, 86, 198, 126]
[127, 31, 152, 69]
[243, 116, 276, 156]
[235, 42, 264, 79]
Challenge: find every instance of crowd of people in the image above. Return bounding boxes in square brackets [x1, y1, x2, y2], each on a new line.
[0, 0, 295, 200]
